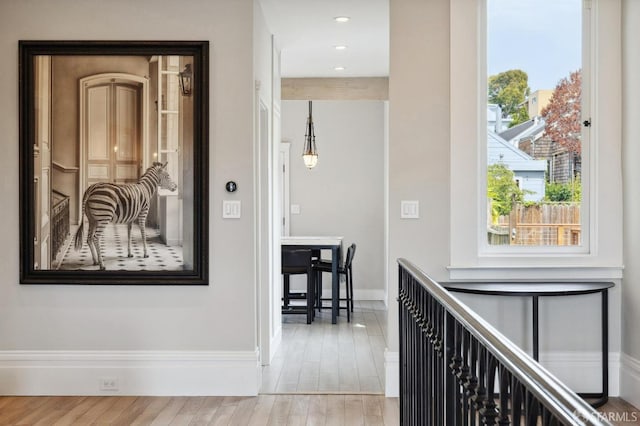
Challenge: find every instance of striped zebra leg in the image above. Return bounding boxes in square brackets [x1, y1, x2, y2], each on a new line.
[86, 221, 99, 266]
[138, 217, 149, 258]
[127, 222, 134, 258]
[89, 222, 108, 270]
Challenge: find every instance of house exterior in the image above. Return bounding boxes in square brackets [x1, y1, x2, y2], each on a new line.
[500, 117, 581, 185]
[488, 131, 547, 201]
[499, 116, 547, 148]
[528, 89, 553, 118]
[487, 104, 512, 133]
[0, 0, 639, 412]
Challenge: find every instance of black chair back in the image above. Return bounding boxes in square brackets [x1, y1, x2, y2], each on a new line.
[282, 248, 313, 274]
[344, 243, 356, 269]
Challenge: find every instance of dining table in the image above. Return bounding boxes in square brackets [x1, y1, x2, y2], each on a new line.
[281, 236, 344, 324]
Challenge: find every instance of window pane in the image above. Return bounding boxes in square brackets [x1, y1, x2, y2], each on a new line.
[486, 0, 582, 246]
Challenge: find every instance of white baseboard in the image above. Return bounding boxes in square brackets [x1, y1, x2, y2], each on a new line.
[0, 349, 261, 396]
[621, 353, 640, 409]
[384, 350, 399, 397]
[354, 289, 386, 301]
[266, 328, 282, 365]
[538, 351, 619, 396]
[383, 350, 619, 398]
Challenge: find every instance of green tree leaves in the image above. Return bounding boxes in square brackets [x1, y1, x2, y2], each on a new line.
[487, 163, 525, 221]
[488, 69, 530, 127]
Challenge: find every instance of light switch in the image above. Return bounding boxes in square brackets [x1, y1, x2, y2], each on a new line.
[290, 204, 301, 215]
[223, 200, 241, 218]
[401, 200, 419, 219]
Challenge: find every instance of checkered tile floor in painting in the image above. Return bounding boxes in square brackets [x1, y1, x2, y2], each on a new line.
[55, 224, 184, 271]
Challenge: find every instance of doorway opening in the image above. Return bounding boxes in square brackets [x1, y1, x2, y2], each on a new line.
[260, 100, 388, 394]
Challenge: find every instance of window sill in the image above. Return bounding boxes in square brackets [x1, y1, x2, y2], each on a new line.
[447, 265, 624, 281]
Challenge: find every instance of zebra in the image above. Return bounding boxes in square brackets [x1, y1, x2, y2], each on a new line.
[73, 162, 177, 270]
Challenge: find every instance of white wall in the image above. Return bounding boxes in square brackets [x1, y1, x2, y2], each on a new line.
[621, 0, 640, 409]
[0, 0, 262, 395]
[386, 0, 624, 399]
[281, 100, 386, 300]
[386, 0, 451, 396]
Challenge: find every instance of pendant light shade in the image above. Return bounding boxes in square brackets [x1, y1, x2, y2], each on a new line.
[302, 100, 318, 169]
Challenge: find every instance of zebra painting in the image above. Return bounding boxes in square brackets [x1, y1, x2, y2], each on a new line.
[74, 162, 177, 270]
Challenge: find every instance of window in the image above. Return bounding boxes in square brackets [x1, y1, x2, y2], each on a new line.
[449, 0, 622, 278]
[157, 56, 182, 196]
[485, 0, 585, 248]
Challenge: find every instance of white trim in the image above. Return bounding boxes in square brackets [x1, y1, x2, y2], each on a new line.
[267, 327, 282, 366]
[450, 0, 623, 272]
[621, 353, 640, 410]
[447, 265, 624, 280]
[279, 142, 291, 237]
[354, 289, 386, 301]
[384, 349, 399, 397]
[538, 351, 619, 396]
[0, 350, 261, 396]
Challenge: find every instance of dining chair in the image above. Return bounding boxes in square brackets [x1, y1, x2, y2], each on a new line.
[313, 243, 356, 322]
[281, 247, 315, 324]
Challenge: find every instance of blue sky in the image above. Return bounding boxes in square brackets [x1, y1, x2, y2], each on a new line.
[487, 0, 582, 92]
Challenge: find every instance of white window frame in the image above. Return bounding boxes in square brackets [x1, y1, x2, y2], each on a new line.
[449, 0, 623, 280]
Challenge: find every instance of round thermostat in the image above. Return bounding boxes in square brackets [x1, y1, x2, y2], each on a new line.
[225, 181, 238, 193]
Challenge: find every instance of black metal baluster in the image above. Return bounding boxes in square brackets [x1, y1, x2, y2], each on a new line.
[445, 312, 457, 425]
[453, 322, 464, 425]
[497, 365, 511, 425]
[423, 292, 430, 425]
[474, 344, 488, 425]
[419, 286, 426, 425]
[511, 378, 523, 424]
[398, 269, 406, 425]
[460, 329, 471, 426]
[435, 303, 445, 425]
[466, 336, 478, 426]
[480, 354, 499, 425]
[524, 389, 539, 426]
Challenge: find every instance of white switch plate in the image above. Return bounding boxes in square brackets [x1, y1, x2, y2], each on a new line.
[223, 200, 241, 218]
[290, 204, 301, 215]
[401, 200, 419, 219]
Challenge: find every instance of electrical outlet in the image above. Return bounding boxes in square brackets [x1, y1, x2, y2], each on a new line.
[99, 377, 119, 391]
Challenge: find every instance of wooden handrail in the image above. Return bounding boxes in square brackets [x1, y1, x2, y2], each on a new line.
[52, 161, 79, 173]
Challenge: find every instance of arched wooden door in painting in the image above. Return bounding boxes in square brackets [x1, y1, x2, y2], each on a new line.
[78, 73, 149, 220]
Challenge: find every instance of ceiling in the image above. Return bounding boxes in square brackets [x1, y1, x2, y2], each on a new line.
[258, 0, 389, 78]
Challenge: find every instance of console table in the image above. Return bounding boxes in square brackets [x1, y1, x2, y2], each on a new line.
[442, 281, 614, 408]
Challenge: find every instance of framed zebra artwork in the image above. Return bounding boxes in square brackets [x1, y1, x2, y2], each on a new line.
[19, 40, 209, 285]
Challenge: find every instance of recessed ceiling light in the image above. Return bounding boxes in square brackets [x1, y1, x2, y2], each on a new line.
[334, 16, 350, 23]
[334, 66, 346, 71]
[334, 45, 348, 50]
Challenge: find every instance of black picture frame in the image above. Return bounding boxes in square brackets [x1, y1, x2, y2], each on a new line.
[19, 40, 209, 285]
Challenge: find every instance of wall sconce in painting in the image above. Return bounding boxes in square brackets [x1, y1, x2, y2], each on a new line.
[302, 100, 318, 169]
[179, 63, 193, 96]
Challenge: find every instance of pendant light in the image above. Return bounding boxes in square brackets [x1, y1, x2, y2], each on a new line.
[302, 100, 318, 169]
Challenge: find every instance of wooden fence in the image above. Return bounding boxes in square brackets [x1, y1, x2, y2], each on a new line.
[489, 203, 581, 246]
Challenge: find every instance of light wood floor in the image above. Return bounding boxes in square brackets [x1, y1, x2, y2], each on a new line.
[0, 396, 636, 425]
[0, 394, 400, 425]
[597, 398, 640, 425]
[261, 300, 388, 394]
